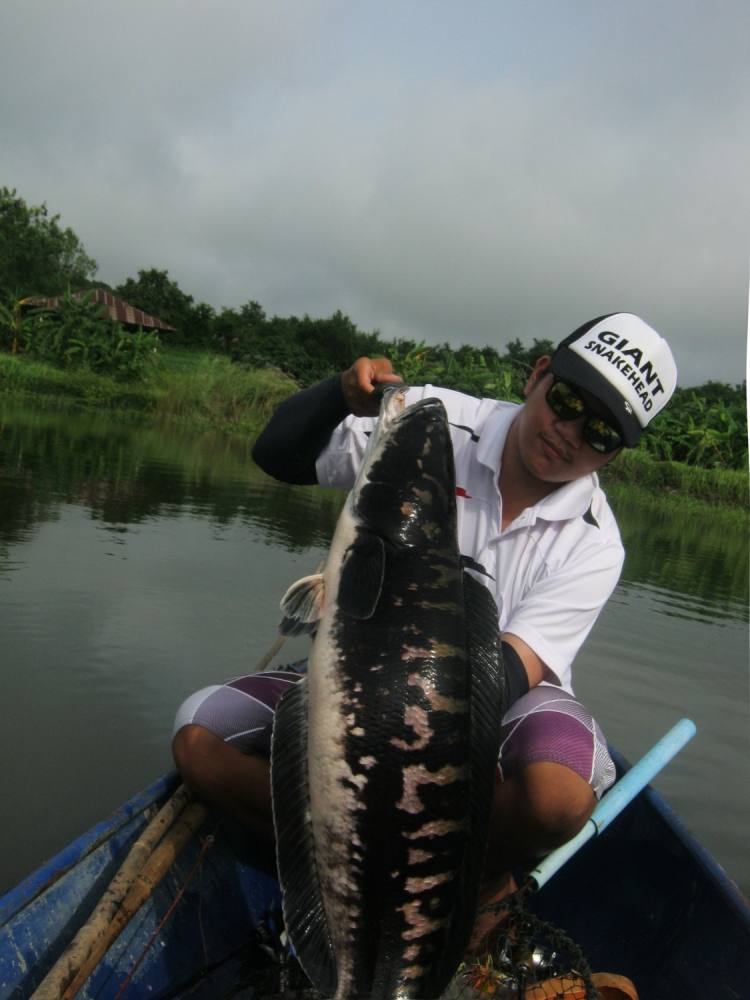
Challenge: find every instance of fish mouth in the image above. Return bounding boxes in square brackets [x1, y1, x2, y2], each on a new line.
[373, 383, 410, 425]
[353, 389, 452, 501]
[373, 386, 447, 436]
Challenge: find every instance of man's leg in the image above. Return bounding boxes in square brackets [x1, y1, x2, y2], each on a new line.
[484, 760, 596, 882]
[173, 724, 274, 842]
[171, 668, 306, 843]
[470, 688, 614, 950]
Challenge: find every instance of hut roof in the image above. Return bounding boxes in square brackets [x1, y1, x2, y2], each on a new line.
[25, 288, 177, 332]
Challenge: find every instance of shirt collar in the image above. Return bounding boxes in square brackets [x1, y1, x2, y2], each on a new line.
[476, 401, 599, 522]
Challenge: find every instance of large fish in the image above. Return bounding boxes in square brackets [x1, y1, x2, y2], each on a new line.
[270, 387, 507, 1000]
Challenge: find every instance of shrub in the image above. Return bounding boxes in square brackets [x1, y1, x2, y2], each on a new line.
[14, 289, 160, 380]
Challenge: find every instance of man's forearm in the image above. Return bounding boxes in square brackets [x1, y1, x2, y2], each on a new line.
[251, 375, 350, 484]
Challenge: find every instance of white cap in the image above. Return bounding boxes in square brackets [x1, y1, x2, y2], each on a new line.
[550, 313, 678, 446]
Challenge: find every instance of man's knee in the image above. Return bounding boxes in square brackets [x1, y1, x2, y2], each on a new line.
[487, 759, 596, 870]
[519, 760, 595, 846]
[172, 724, 274, 840]
[172, 724, 226, 790]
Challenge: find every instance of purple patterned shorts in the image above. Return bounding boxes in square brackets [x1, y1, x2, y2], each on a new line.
[173, 663, 615, 799]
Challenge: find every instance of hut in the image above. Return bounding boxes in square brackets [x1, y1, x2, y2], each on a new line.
[23, 288, 177, 333]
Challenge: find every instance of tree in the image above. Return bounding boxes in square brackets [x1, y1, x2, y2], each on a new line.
[0, 187, 97, 300]
[503, 336, 555, 374]
[115, 268, 214, 345]
[212, 301, 267, 352]
[115, 268, 193, 327]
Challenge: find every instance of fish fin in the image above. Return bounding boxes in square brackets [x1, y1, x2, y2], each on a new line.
[337, 530, 385, 619]
[428, 571, 508, 993]
[271, 679, 338, 996]
[279, 573, 325, 635]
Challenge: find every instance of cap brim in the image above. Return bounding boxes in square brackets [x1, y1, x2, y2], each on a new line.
[550, 349, 642, 448]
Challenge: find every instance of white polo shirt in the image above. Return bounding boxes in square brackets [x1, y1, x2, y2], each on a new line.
[316, 385, 624, 695]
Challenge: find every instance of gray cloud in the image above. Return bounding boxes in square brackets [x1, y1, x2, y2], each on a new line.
[1, 0, 747, 386]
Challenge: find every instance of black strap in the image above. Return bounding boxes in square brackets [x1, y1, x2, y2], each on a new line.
[501, 640, 530, 708]
[251, 376, 350, 484]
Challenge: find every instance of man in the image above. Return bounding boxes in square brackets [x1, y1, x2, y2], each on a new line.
[172, 311, 677, 941]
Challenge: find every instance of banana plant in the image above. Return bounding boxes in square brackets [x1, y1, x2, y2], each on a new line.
[0, 296, 50, 354]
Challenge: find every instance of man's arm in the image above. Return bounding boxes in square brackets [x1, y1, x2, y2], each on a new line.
[251, 376, 349, 484]
[251, 358, 402, 484]
[501, 633, 547, 695]
[499, 531, 624, 694]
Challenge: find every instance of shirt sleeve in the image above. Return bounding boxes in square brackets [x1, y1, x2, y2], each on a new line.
[314, 412, 375, 489]
[501, 533, 624, 693]
[315, 386, 436, 489]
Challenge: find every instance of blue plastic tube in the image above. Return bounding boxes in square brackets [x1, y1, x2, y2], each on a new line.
[528, 717, 697, 891]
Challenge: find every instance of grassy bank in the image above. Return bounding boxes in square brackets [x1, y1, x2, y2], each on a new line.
[1, 349, 747, 510]
[600, 447, 749, 509]
[0, 349, 298, 433]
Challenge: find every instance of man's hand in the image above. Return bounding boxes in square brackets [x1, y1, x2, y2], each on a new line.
[341, 357, 403, 417]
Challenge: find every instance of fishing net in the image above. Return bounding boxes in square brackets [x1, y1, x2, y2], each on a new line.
[447, 881, 601, 999]
[251, 880, 605, 1000]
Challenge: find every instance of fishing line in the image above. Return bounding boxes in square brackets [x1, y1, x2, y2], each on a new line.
[112, 829, 218, 1000]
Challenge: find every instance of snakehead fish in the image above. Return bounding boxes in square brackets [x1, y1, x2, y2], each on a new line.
[270, 387, 507, 1000]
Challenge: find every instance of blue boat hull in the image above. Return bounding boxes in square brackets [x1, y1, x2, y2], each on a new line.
[0, 774, 283, 1000]
[531, 749, 750, 998]
[2, 754, 749, 999]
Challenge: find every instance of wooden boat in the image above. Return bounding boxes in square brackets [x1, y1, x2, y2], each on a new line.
[2, 748, 749, 1000]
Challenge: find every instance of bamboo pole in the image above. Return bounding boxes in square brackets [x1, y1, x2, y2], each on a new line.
[30, 784, 194, 1000]
[252, 633, 287, 673]
[59, 800, 209, 1000]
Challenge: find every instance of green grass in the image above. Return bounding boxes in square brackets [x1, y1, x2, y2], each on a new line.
[600, 447, 749, 508]
[0, 349, 298, 432]
[1, 348, 747, 510]
[148, 351, 299, 431]
[0, 352, 152, 408]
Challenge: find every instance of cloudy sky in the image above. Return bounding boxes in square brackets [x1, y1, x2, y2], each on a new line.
[1, 0, 747, 386]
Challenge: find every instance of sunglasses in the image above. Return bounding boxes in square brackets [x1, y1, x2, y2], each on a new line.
[545, 378, 623, 454]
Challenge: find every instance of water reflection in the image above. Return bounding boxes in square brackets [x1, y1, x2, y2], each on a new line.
[3, 406, 746, 619]
[623, 581, 747, 626]
[609, 493, 748, 623]
[0, 404, 343, 563]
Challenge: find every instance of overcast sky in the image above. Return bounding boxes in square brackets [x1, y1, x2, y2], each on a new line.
[1, 0, 748, 386]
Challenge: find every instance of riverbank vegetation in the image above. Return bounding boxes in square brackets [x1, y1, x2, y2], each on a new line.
[2, 348, 745, 513]
[600, 449, 748, 513]
[0, 349, 297, 432]
[1, 185, 747, 511]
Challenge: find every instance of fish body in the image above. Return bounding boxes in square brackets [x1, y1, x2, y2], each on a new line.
[271, 388, 507, 999]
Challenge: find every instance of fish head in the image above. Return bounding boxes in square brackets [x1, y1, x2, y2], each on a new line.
[354, 391, 457, 550]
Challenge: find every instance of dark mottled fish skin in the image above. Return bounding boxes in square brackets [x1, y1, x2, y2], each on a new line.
[272, 392, 506, 1000]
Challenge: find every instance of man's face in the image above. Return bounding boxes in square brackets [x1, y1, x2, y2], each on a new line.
[515, 357, 621, 483]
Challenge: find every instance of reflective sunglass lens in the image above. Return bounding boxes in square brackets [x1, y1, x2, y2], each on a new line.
[547, 380, 622, 453]
[547, 381, 583, 419]
[584, 419, 621, 453]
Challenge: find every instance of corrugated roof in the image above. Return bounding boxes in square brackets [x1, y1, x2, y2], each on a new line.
[25, 288, 177, 332]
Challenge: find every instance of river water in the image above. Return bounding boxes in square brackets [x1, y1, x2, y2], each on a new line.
[0, 402, 747, 898]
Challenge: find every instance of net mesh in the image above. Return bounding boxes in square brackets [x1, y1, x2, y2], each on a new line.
[250, 881, 603, 1000]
